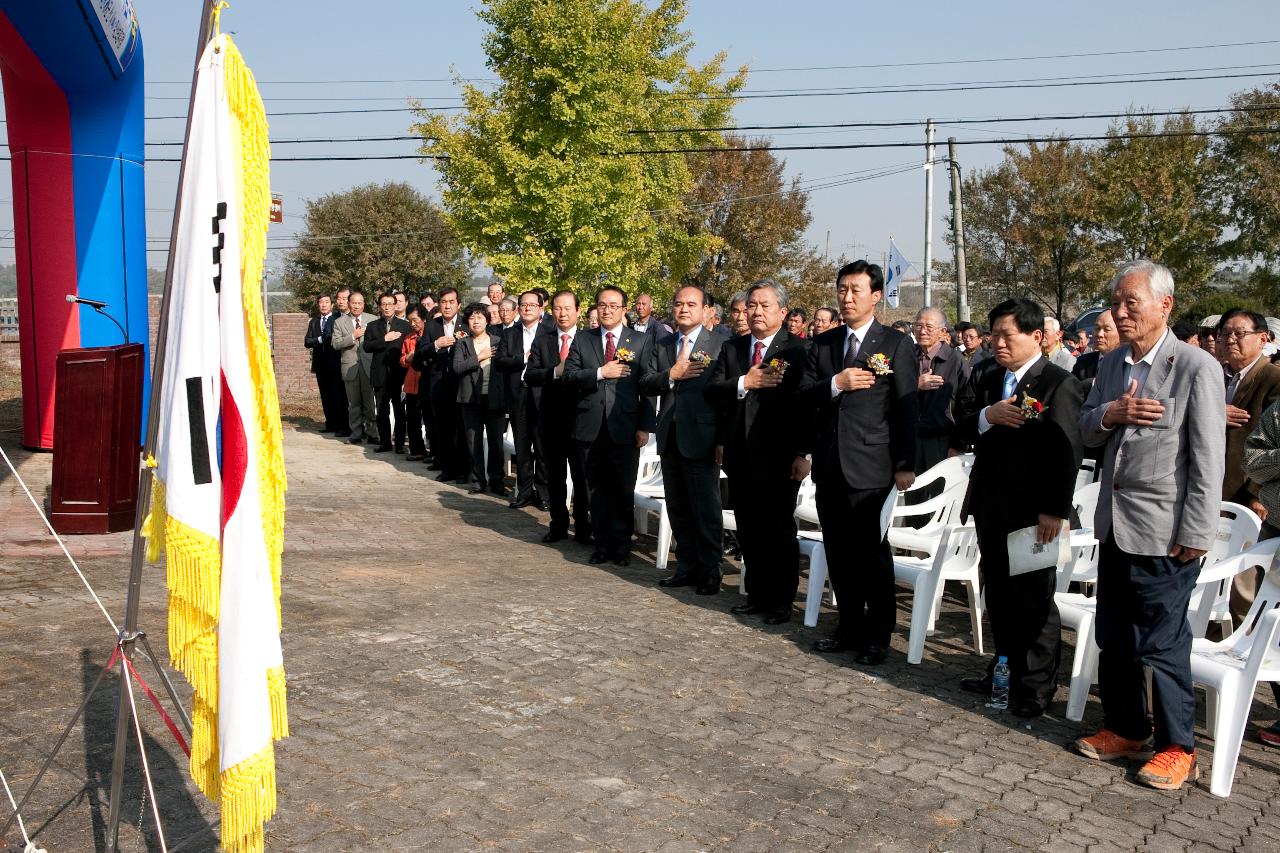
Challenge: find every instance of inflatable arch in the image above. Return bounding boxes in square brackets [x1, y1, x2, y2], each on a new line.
[0, 0, 148, 449]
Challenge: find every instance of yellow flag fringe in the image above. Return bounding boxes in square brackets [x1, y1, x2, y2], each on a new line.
[219, 35, 288, 853]
[142, 33, 288, 853]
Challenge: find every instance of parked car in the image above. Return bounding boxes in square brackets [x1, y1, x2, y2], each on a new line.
[1066, 305, 1108, 338]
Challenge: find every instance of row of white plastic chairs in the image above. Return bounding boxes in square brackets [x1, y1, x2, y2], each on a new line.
[627, 444, 1280, 799]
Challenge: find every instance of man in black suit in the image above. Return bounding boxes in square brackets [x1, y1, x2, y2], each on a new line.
[304, 293, 348, 434]
[495, 290, 553, 509]
[640, 285, 726, 595]
[414, 287, 467, 481]
[363, 292, 413, 453]
[564, 286, 658, 566]
[707, 280, 811, 624]
[952, 298, 1084, 717]
[798, 260, 919, 665]
[525, 290, 592, 544]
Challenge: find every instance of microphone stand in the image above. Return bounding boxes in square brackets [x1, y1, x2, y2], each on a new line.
[92, 304, 130, 346]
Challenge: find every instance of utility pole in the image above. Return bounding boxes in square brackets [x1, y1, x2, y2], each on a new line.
[824, 229, 830, 260]
[948, 137, 970, 322]
[922, 118, 936, 308]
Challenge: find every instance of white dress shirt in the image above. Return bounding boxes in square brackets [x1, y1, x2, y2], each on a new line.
[978, 353, 1042, 434]
[737, 331, 779, 399]
[1226, 354, 1264, 404]
[1098, 328, 1172, 432]
[552, 327, 578, 380]
[595, 322, 627, 381]
[670, 326, 703, 389]
[829, 317, 877, 398]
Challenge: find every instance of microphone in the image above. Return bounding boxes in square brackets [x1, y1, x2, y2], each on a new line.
[67, 294, 109, 310]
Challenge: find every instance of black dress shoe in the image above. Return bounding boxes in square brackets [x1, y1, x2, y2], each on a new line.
[436, 471, 456, 482]
[613, 554, 630, 567]
[1010, 700, 1045, 719]
[373, 445, 392, 453]
[695, 577, 721, 595]
[960, 677, 991, 696]
[509, 497, 536, 509]
[658, 574, 696, 588]
[532, 500, 548, 512]
[855, 645, 888, 666]
[763, 609, 791, 625]
[395, 446, 407, 454]
[348, 436, 365, 445]
[588, 551, 610, 565]
[812, 637, 856, 654]
[574, 532, 593, 545]
[467, 485, 485, 494]
[406, 454, 426, 462]
[731, 603, 767, 616]
[365, 435, 380, 444]
[542, 530, 568, 543]
[320, 427, 336, 434]
[427, 461, 444, 470]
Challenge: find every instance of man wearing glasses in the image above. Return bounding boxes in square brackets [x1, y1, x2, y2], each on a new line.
[912, 307, 965, 474]
[563, 286, 658, 566]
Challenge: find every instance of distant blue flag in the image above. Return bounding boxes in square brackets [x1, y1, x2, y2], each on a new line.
[885, 239, 916, 309]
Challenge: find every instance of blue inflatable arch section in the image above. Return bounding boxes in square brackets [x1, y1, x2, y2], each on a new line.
[0, 0, 148, 449]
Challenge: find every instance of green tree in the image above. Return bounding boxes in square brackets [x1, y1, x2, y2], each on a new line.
[680, 135, 812, 295]
[415, 0, 745, 303]
[1091, 111, 1225, 300]
[283, 182, 471, 310]
[1215, 86, 1280, 296]
[955, 139, 1108, 320]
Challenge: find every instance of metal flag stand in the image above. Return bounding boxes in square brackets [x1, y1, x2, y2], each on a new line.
[0, 3, 219, 851]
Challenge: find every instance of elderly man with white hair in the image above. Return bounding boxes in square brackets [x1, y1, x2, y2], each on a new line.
[1074, 259, 1225, 791]
[1041, 316, 1076, 371]
[912, 306, 964, 473]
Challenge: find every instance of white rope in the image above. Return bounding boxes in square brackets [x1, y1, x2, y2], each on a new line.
[121, 658, 169, 853]
[0, 766, 47, 853]
[0, 443, 121, 636]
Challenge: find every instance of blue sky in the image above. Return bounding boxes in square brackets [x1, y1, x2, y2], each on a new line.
[5, 1, 1279, 277]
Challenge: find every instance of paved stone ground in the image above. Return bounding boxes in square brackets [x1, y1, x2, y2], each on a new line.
[2, 419, 1279, 853]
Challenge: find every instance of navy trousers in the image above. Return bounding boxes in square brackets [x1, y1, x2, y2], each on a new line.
[1095, 533, 1199, 751]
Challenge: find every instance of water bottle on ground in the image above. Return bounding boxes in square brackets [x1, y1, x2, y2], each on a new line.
[990, 656, 1010, 710]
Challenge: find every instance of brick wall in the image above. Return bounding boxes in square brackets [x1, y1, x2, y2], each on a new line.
[271, 312, 315, 402]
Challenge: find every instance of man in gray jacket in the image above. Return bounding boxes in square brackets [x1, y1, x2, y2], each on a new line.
[330, 290, 378, 444]
[1073, 259, 1225, 791]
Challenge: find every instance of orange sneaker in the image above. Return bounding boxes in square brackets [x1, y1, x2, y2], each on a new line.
[1073, 728, 1154, 761]
[1136, 747, 1198, 790]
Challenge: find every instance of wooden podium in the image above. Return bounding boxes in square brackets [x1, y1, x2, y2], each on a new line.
[49, 343, 145, 534]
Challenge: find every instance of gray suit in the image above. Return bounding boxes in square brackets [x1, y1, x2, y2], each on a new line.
[331, 312, 378, 440]
[1080, 330, 1225, 556]
[1079, 327, 1225, 752]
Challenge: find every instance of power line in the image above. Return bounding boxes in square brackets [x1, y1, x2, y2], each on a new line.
[137, 62, 1280, 103]
[668, 69, 1280, 102]
[145, 135, 421, 146]
[747, 39, 1280, 73]
[628, 104, 1280, 135]
[139, 39, 1280, 83]
[612, 125, 1280, 155]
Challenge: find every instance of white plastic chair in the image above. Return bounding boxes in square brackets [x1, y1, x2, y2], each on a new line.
[1195, 502, 1263, 636]
[1062, 529, 1272, 722]
[885, 456, 970, 557]
[1074, 458, 1100, 493]
[1191, 540, 1280, 797]
[894, 524, 984, 664]
[799, 483, 897, 627]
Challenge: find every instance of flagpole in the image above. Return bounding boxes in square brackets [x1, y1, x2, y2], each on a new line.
[104, 3, 219, 850]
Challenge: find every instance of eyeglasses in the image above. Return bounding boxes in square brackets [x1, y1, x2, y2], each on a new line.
[1220, 329, 1265, 341]
[912, 323, 940, 332]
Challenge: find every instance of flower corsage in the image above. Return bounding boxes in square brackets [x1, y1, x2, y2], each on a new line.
[766, 357, 788, 377]
[615, 347, 635, 363]
[1020, 394, 1046, 420]
[866, 353, 893, 376]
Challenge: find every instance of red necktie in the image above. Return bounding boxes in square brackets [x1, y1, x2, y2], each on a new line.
[560, 333, 571, 361]
[752, 340, 764, 366]
[605, 331, 616, 363]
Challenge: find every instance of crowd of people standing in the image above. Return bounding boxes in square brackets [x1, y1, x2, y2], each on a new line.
[304, 258, 1280, 791]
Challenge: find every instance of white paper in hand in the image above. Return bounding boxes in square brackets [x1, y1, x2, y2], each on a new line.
[1007, 520, 1070, 576]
